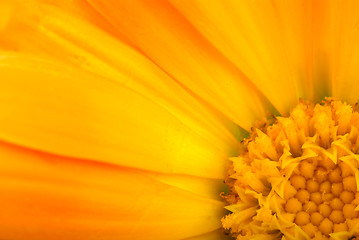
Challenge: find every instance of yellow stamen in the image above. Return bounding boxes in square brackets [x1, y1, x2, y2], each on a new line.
[222, 98, 359, 239]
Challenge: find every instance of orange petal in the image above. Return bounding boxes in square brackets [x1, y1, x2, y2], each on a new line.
[145, 172, 226, 201]
[182, 230, 232, 240]
[169, 0, 308, 113]
[308, 0, 333, 99]
[0, 140, 225, 240]
[0, 0, 243, 156]
[0, 52, 232, 179]
[315, 0, 359, 104]
[86, 0, 274, 130]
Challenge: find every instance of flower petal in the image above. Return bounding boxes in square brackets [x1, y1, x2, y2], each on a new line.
[0, 52, 232, 179]
[0, 140, 225, 240]
[182, 230, 232, 240]
[86, 0, 274, 130]
[169, 0, 309, 113]
[145, 172, 226, 201]
[315, 0, 359, 104]
[0, 0, 243, 156]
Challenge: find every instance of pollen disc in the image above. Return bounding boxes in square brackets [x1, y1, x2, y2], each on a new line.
[222, 99, 359, 240]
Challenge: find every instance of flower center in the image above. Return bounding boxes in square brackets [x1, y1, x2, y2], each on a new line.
[222, 98, 359, 240]
[283, 159, 358, 238]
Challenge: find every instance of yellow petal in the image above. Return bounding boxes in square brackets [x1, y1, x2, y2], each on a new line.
[86, 0, 274, 130]
[0, 0, 243, 156]
[182, 230, 232, 240]
[273, 0, 332, 101]
[145, 172, 226, 201]
[315, 0, 359, 104]
[0, 140, 225, 240]
[169, 0, 307, 114]
[0, 52, 232, 179]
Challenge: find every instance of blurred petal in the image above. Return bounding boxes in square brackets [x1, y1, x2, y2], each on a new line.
[0, 0, 243, 153]
[317, 0, 359, 104]
[309, 0, 333, 99]
[0, 140, 225, 240]
[182, 230, 232, 240]
[145, 173, 226, 201]
[86, 0, 275, 130]
[270, 0, 315, 100]
[0, 52, 233, 179]
[169, 0, 307, 114]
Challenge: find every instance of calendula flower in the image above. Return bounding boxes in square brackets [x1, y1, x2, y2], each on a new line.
[1, 0, 359, 239]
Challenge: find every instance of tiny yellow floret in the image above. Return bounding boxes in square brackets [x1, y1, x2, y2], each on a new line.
[331, 183, 343, 197]
[311, 212, 324, 226]
[302, 223, 318, 238]
[333, 222, 348, 232]
[290, 175, 306, 190]
[300, 161, 315, 179]
[296, 189, 310, 203]
[340, 190, 355, 204]
[343, 176, 357, 192]
[319, 181, 331, 193]
[323, 193, 334, 202]
[307, 180, 319, 193]
[318, 204, 331, 218]
[343, 204, 357, 219]
[330, 198, 343, 210]
[329, 210, 344, 224]
[311, 192, 322, 205]
[315, 167, 328, 183]
[303, 201, 318, 214]
[285, 198, 303, 213]
[328, 168, 342, 183]
[318, 218, 333, 235]
[295, 211, 310, 226]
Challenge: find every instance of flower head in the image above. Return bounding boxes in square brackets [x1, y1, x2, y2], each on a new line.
[2, 0, 359, 240]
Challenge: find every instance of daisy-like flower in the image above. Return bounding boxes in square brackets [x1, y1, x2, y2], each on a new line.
[1, 0, 359, 239]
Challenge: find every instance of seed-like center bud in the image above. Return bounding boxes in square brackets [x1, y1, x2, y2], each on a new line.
[284, 160, 358, 238]
[222, 99, 359, 240]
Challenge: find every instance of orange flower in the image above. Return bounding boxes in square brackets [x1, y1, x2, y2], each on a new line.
[1, 1, 359, 239]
